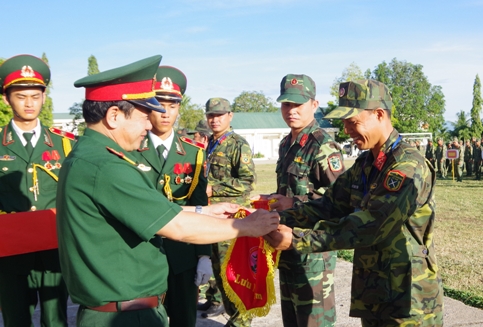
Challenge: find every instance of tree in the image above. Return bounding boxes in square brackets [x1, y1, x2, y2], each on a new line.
[88, 55, 100, 75]
[371, 58, 445, 134]
[470, 74, 483, 138]
[329, 62, 365, 100]
[0, 58, 10, 126]
[451, 110, 471, 141]
[232, 91, 278, 113]
[178, 95, 205, 130]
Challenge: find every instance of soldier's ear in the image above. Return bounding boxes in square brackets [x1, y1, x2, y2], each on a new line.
[105, 106, 121, 129]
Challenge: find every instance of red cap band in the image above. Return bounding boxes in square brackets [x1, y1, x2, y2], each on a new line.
[85, 80, 155, 101]
[4, 68, 45, 89]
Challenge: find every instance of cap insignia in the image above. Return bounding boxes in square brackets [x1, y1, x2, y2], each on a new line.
[21, 66, 35, 78]
[160, 77, 174, 91]
[290, 78, 298, 85]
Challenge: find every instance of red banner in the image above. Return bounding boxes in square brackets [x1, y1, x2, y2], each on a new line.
[0, 209, 57, 257]
[221, 208, 281, 317]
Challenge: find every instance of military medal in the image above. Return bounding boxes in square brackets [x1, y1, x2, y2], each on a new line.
[0, 155, 15, 161]
[184, 176, 192, 184]
[42, 151, 53, 170]
[51, 150, 62, 169]
[174, 163, 183, 184]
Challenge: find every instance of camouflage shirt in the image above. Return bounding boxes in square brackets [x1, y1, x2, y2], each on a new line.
[435, 145, 446, 161]
[206, 127, 256, 206]
[279, 129, 443, 321]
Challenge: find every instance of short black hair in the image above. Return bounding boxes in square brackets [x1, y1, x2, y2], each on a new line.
[83, 100, 135, 124]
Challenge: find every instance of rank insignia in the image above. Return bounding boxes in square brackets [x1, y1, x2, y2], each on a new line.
[370, 183, 377, 190]
[328, 154, 343, 172]
[137, 164, 152, 172]
[299, 134, 308, 147]
[294, 156, 304, 163]
[383, 170, 406, 192]
[374, 151, 387, 171]
[217, 152, 224, 157]
[0, 155, 15, 161]
[241, 153, 251, 164]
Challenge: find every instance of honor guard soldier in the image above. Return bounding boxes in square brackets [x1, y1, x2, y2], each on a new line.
[266, 74, 345, 327]
[263, 80, 444, 326]
[132, 66, 211, 327]
[0, 54, 74, 327]
[56, 55, 278, 327]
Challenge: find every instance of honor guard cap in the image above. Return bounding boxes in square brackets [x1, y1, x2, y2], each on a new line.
[277, 74, 316, 104]
[325, 79, 393, 119]
[0, 54, 51, 92]
[154, 66, 187, 102]
[74, 55, 165, 113]
[205, 98, 231, 114]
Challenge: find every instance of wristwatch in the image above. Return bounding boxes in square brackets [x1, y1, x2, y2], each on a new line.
[195, 205, 203, 214]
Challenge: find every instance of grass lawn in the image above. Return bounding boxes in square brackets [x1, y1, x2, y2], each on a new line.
[252, 159, 483, 308]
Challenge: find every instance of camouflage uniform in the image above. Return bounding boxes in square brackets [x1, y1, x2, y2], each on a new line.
[434, 140, 446, 178]
[453, 138, 464, 182]
[206, 126, 256, 327]
[464, 140, 473, 176]
[276, 119, 344, 327]
[424, 140, 434, 168]
[473, 141, 482, 180]
[279, 130, 443, 326]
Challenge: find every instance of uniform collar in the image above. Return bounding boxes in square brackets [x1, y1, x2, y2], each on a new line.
[149, 129, 174, 153]
[10, 118, 42, 147]
[290, 119, 317, 147]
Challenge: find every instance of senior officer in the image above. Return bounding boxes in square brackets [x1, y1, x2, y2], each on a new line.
[132, 65, 211, 327]
[56, 55, 278, 327]
[201, 98, 257, 325]
[0, 54, 74, 327]
[263, 80, 443, 326]
[266, 74, 344, 327]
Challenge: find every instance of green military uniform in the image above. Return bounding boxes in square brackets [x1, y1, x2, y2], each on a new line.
[57, 55, 177, 326]
[278, 80, 443, 326]
[434, 140, 446, 178]
[276, 119, 344, 327]
[0, 54, 72, 327]
[473, 141, 482, 180]
[205, 98, 256, 326]
[133, 131, 210, 327]
[464, 141, 473, 176]
[280, 130, 443, 326]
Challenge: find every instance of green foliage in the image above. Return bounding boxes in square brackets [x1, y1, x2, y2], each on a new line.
[68, 101, 86, 134]
[232, 91, 278, 113]
[337, 249, 354, 262]
[253, 152, 265, 158]
[0, 57, 10, 125]
[178, 95, 205, 130]
[330, 62, 365, 100]
[370, 58, 445, 134]
[88, 55, 100, 76]
[39, 53, 54, 126]
[444, 286, 483, 309]
[451, 110, 471, 140]
[470, 74, 482, 138]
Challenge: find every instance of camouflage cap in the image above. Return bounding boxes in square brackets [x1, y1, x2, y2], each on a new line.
[324, 79, 393, 119]
[276, 74, 316, 103]
[205, 97, 231, 114]
[188, 119, 211, 135]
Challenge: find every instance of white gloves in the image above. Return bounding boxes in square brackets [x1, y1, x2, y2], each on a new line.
[195, 255, 213, 286]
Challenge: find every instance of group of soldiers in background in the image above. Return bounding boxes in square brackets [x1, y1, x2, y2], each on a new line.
[423, 136, 483, 181]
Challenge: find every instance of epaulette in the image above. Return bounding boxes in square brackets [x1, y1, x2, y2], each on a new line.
[49, 127, 75, 140]
[180, 136, 206, 150]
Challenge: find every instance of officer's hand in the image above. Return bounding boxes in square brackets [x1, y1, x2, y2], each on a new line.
[194, 256, 213, 286]
[238, 209, 279, 237]
[263, 224, 294, 250]
[267, 194, 294, 211]
[205, 203, 240, 218]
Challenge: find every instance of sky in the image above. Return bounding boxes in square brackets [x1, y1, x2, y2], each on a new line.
[2, 0, 483, 122]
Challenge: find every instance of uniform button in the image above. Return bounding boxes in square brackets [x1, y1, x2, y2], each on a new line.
[29, 187, 34, 192]
[28, 168, 34, 173]
[30, 206, 37, 211]
[159, 180, 165, 185]
[2, 167, 7, 171]
[299, 232, 304, 237]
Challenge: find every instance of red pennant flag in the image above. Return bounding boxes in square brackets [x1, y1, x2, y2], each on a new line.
[221, 208, 280, 317]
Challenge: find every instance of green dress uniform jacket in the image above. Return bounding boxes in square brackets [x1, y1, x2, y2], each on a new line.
[207, 128, 256, 206]
[133, 133, 210, 327]
[56, 128, 182, 308]
[276, 120, 344, 326]
[280, 130, 443, 325]
[0, 120, 74, 327]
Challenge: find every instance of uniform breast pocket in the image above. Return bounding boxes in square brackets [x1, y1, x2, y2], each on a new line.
[209, 155, 230, 179]
[287, 162, 311, 195]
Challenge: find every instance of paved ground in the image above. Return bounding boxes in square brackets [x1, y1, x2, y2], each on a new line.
[2, 260, 483, 326]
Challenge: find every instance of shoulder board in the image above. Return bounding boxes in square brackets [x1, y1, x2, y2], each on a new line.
[180, 136, 205, 150]
[49, 127, 75, 140]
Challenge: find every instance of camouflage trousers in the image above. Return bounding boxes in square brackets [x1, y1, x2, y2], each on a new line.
[279, 250, 337, 327]
[209, 240, 252, 327]
[436, 159, 446, 178]
[474, 160, 482, 180]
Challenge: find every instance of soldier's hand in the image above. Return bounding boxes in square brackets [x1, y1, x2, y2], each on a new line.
[194, 256, 213, 286]
[237, 209, 279, 237]
[205, 203, 240, 218]
[263, 224, 294, 250]
[267, 194, 294, 211]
